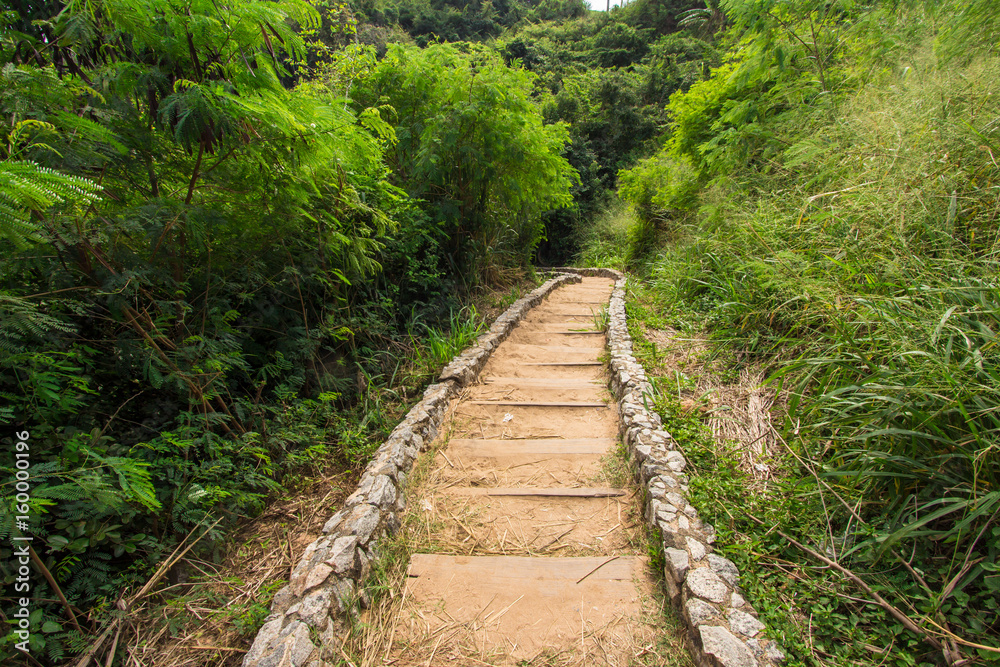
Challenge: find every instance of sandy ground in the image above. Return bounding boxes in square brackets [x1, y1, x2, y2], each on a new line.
[385, 277, 663, 666]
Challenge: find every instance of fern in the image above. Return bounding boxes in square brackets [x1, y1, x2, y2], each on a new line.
[0, 159, 101, 246]
[0, 292, 75, 353]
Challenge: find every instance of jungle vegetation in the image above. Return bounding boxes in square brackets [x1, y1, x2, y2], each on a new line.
[2, 0, 998, 665]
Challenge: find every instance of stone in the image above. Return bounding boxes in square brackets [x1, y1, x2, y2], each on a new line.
[729, 609, 765, 638]
[395, 473, 407, 510]
[366, 475, 396, 507]
[678, 515, 690, 530]
[296, 588, 334, 628]
[326, 535, 360, 576]
[686, 536, 707, 562]
[344, 474, 374, 505]
[641, 462, 669, 483]
[285, 621, 318, 667]
[699, 625, 758, 667]
[686, 568, 729, 604]
[686, 598, 719, 625]
[683, 504, 699, 518]
[342, 504, 381, 544]
[244, 617, 283, 664]
[298, 536, 331, 566]
[647, 499, 665, 526]
[357, 545, 371, 581]
[664, 548, 689, 582]
[267, 583, 293, 612]
[297, 563, 332, 596]
[765, 642, 786, 663]
[730, 591, 747, 608]
[709, 554, 741, 586]
[657, 512, 678, 530]
[251, 620, 317, 667]
[385, 439, 418, 468]
[666, 492, 685, 507]
[330, 578, 357, 613]
[662, 530, 682, 550]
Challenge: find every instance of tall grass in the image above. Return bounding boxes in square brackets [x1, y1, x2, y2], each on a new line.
[576, 200, 643, 271]
[776, 283, 1000, 630]
[579, 9, 1000, 656]
[407, 306, 483, 380]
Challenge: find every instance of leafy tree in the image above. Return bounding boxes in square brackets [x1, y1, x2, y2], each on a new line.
[355, 42, 576, 282]
[0, 1, 408, 661]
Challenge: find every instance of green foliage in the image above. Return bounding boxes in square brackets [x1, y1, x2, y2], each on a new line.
[355, 42, 576, 282]
[408, 306, 483, 380]
[507, 12, 718, 262]
[0, 0, 560, 662]
[0, 159, 101, 246]
[351, 0, 589, 45]
[599, 0, 1000, 660]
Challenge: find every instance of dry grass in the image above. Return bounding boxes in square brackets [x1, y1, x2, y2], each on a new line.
[124, 466, 355, 667]
[641, 324, 785, 483]
[341, 396, 691, 667]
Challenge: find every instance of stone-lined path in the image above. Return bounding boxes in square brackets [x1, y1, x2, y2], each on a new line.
[390, 277, 661, 665]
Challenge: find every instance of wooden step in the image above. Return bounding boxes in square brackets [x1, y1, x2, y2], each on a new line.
[408, 554, 641, 580]
[507, 344, 605, 354]
[447, 438, 615, 456]
[446, 487, 625, 498]
[522, 361, 603, 366]
[482, 377, 603, 387]
[547, 300, 610, 305]
[525, 324, 604, 332]
[402, 555, 650, 661]
[469, 400, 607, 408]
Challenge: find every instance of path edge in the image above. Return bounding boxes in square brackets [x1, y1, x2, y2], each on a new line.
[555, 267, 787, 667]
[240, 272, 582, 667]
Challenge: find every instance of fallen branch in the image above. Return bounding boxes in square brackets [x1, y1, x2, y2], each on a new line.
[73, 516, 224, 667]
[576, 556, 620, 584]
[29, 546, 83, 633]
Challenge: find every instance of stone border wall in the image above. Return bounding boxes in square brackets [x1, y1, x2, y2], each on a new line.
[557, 267, 786, 667]
[241, 273, 582, 667]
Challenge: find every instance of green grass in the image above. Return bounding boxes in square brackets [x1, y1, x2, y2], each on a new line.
[407, 306, 484, 380]
[571, 7, 1000, 662]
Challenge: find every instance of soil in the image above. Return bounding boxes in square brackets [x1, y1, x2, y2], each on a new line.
[382, 277, 670, 666]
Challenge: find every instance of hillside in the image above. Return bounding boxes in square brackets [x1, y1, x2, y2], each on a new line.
[2, 0, 998, 664]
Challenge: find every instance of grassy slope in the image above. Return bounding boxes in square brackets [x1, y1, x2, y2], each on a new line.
[580, 1, 1000, 664]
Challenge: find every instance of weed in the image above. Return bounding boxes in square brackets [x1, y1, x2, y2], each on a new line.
[407, 306, 483, 381]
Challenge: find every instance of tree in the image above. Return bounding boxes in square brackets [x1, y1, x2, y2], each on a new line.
[355, 42, 576, 281]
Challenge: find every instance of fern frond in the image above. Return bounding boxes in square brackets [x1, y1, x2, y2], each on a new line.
[0, 159, 101, 246]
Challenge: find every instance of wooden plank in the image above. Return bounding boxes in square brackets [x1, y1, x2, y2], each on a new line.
[407, 553, 642, 581]
[470, 401, 607, 408]
[482, 377, 603, 387]
[507, 345, 605, 353]
[402, 554, 652, 661]
[537, 311, 602, 316]
[523, 323, 603, 332]
[522, 361, 603, 366]
[534, 316, 604, 320]
[446, 487, 625, 498]
[447, 438, 615, 456]
[548, 300, 609, 305]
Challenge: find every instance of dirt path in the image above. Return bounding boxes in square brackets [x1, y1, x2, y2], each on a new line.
[380, 277, 670, 666]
